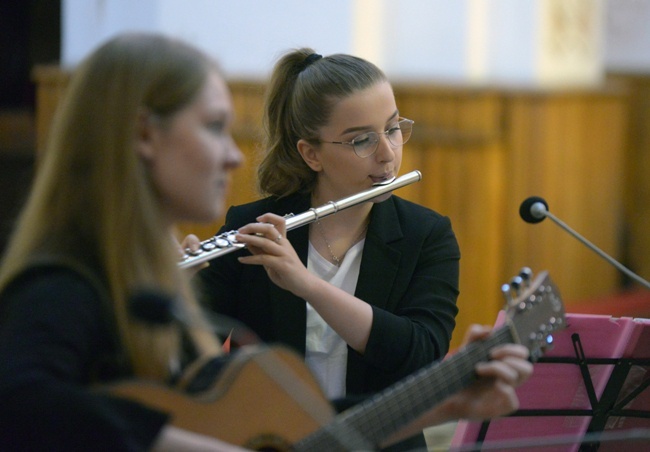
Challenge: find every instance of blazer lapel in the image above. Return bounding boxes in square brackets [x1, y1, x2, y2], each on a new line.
[355, 198, 404, 310]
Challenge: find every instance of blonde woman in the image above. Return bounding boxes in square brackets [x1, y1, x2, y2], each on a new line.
[0, 33, 244, 450]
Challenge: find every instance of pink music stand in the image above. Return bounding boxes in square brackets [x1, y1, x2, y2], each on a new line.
[450, 313, 650, 452]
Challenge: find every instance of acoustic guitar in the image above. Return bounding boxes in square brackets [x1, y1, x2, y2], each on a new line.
[106, 269, 565, 451]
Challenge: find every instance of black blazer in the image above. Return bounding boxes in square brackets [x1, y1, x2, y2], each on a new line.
[197, 192, 460, 395]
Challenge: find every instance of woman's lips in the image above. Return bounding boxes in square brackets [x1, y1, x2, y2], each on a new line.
[371, 173, 395, 185]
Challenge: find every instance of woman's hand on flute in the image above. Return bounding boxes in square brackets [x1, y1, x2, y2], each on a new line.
[178, 233, 209, 274]
[236, 213, 317, 298]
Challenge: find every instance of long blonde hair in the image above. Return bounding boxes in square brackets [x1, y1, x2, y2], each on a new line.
[0, 33, 221, 379]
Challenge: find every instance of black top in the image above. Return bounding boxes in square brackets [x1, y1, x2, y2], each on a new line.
[0, 264, 168, 451]
[197, 193, 461, 395]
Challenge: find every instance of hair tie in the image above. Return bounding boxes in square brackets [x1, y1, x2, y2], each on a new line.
[301, 53, 322, 71]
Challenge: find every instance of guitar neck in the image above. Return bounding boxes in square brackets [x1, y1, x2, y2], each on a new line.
[295, 327, 514, 451]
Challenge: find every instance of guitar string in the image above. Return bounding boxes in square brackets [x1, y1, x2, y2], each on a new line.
[336, 329, 513, 444]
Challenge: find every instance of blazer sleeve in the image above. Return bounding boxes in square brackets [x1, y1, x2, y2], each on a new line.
[349, 200, 460, 393]
[194, 195, 311, 348]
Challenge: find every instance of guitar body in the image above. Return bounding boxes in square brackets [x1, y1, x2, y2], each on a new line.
[105, 346, 336, 451]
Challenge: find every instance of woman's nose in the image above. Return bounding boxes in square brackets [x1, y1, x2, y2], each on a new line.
[374, 134, 396, 162]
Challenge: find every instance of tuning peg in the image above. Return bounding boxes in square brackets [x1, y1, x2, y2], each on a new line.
[501, 283, 513, 305]
[510, 275, 524, 293]
[519, 267, 533, 287]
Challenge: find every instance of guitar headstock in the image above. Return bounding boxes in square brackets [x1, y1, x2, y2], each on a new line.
[501, 268, 565, 361]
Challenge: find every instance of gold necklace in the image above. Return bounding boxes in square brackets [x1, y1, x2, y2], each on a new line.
[315, 220, 368, 266]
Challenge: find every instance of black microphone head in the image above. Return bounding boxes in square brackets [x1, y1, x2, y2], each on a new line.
[129, 289, 176, 325]
[520, 196, 549, 224]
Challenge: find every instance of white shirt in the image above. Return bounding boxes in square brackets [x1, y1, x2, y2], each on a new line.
[305, 239, 365, 399]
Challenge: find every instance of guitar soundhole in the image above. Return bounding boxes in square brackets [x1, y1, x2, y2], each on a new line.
[244, 433, 292, 452]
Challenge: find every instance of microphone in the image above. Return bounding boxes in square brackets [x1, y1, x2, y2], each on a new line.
[128, 289, 260, 346]
[519, 196, 650, 290]
[128, 289, 177, 325]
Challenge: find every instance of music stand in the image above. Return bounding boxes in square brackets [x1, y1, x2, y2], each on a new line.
[450, 313, 650, 452]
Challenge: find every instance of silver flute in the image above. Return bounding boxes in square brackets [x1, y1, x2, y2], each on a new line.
[178, 170, 422, 269]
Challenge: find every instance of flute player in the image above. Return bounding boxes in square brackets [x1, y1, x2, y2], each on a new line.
[189, 48, 461, 451]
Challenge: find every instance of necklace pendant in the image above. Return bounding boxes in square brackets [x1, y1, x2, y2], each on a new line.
[314, 218, 368, 267]
[316, 219, 341, 266]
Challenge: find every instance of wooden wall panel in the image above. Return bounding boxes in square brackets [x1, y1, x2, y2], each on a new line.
[393, 86, 507, 343]
[501, 90, 628, 304]
[608, 74, 650, 286]
[32, 66, 70, 160]
[33, 66, 630, 350]
[392, 83, 628, 347]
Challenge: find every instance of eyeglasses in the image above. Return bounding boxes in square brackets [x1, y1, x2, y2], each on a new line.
[319, 117, 414, 158]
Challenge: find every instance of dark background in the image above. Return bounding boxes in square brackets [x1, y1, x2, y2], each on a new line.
[0, 0, 60, 255]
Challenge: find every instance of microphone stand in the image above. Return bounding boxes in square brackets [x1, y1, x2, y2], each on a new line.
[526, 199, 650, 290]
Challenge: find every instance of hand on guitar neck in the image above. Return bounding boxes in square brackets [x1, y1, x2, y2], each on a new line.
[382, 324, 533, 448]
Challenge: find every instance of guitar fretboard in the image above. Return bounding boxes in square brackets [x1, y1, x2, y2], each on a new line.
[295, 327, 514, 451]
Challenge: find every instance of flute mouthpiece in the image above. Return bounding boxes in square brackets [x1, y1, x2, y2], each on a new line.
[372, 177, 396, 186]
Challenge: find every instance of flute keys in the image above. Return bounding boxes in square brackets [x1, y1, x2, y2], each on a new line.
[185, 247, 204, 256]
[198, 235, 236, 252]
[215, 237, 231, 247]
[201, 242, 217, 251]
[180, 233, 237, 264]
[198, 237, 232, 253]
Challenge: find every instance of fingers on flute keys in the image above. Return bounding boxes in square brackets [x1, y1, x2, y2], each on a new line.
[252, 223, 282, 243]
